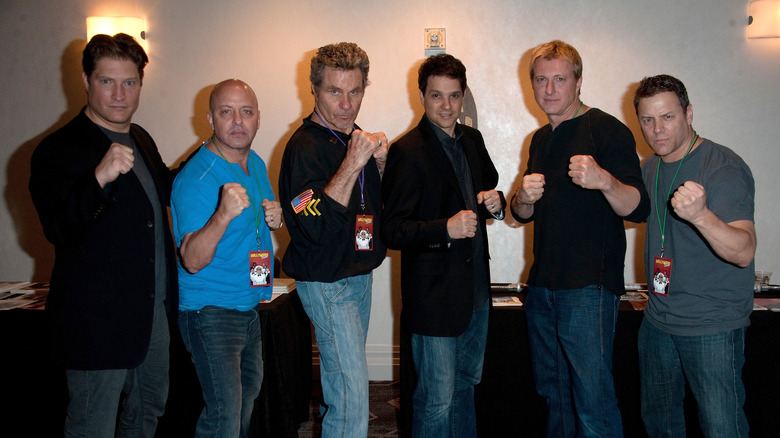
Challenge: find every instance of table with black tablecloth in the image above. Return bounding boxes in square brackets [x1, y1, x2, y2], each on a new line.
[0, 289, 311, 438]
[400, 293, 780, 438]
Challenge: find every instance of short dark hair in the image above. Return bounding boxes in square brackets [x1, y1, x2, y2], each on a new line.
[417, 54, 467, 94]
[82, 33, 148, 82]
[634, 74, 690, 113]
[310, 42, 370, 92]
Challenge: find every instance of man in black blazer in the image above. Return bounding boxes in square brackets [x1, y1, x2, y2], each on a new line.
[381, 54, 505, 437]
[29, 33, 176, 438]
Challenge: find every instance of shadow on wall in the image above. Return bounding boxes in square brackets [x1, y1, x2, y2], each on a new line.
[4, 39, 86, 281]
[621, 81, 654, 283]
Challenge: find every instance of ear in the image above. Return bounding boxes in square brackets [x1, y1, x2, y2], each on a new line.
[685, 104, 693, 125]
[419, 90, 425, 106]
[206, 111, 214, 131]
[82, 72, 89, 92]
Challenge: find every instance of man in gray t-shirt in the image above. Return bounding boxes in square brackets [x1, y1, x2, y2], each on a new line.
[634, 74, 756, 437]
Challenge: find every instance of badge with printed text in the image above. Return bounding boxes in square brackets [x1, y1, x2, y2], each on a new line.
[250, 250, 272, 287]
[652, 257, 672, 296]
[355, 215, 374, 251]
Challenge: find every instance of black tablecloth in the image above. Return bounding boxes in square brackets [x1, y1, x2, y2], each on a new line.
[401, 294, 780, 438]
[0, 290, 311, 437]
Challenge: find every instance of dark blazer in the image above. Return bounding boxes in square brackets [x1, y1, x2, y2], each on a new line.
[381, 116, 503, 337]
[29, 108, 177, 370]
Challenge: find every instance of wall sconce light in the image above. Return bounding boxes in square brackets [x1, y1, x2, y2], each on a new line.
[86, 16, 147, 51]
[748, 0, 780, 38]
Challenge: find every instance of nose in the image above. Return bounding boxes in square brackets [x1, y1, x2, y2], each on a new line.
[233, 112, 243, 125]
[112, 84, 125, 101]
[653, 122, 662, 134]
[442, 96, 452, 110]
[339, 95, 352, 110]
[545, 81, 555, 95]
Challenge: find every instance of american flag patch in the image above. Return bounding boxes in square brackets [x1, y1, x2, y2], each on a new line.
[291, 189, 314, 213]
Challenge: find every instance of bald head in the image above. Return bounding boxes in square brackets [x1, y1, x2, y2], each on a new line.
[207, 79, 260, 154]
[209, 79, 258, 112]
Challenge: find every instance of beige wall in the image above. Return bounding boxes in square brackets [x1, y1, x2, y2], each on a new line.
[2, 0, 779, 379]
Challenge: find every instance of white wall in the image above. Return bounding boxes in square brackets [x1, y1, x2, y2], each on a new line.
[2, 0, 779, 380]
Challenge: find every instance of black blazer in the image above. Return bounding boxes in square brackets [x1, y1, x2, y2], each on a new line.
[29, 109, 177, 370]
[381, 116, 502, 337]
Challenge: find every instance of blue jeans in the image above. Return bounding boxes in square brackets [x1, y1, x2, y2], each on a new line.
[178, 306, 263, 438]
[638, 319, 748, 438]
[411, 299, 489, 438]
[65, 301, 169, 438]
[296, 273, 372, 438]
[525, 285, 623, 438]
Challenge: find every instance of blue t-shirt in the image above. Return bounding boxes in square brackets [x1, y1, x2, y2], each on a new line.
[172, 146, 275, 311]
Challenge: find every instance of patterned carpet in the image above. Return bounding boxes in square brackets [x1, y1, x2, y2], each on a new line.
[297, 380, 401, 437]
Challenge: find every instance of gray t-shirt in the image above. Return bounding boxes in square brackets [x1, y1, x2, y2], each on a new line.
[642, 139, 755, 336]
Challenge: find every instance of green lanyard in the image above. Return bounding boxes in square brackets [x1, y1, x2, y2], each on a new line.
[211, 136, 265, 250]
[653, 132, 697, 257]
[572, 101, 583, 118]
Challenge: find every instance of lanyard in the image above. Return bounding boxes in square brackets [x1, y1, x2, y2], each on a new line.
[572, 101, 583, 118]
[653, 132, 697, 257]
[211, 136, 266, 250]
[313, 111, 366, 211]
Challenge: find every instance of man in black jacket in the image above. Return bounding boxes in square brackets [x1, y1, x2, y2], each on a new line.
[29, 33, 176, 438]
[381, 54, 505, 436]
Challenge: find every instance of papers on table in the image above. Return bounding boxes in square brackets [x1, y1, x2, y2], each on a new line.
[754, 298, 780, 312]
[0, 282, 49, 310]
[273, 278, 295, 295]
[491, 295, 523, 306]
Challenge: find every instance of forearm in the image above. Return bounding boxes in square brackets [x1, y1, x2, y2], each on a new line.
[601, 176, 640, 217]
[179, 211, 232, 274]
[693, 215, 756, 268]
[323, 160, 362, 207]
[510, 193, 534, 220]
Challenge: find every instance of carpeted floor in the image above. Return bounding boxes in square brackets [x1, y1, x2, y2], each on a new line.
[297, 380, 401, 437]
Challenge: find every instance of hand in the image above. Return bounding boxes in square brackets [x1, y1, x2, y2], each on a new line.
[477, 190, 502, 215]
[262, 199, 283, 230]
[346, 129, 386, 171]
[447, 210, 478, 239]
[568, 155, 608, 190]
[95, 143, 134, 188]
[517, 173, 545, 205]
[218, 183, 250, 221]
[371, 132, 389, 174]
[671, 181, 708, 224]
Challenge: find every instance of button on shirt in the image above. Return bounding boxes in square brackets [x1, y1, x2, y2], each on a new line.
[429, 121, 489, 309]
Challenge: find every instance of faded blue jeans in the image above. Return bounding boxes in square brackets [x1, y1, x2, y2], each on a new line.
[638, 319, 748, 438]
[411, 299, 489, 438]
[525, 285, 623, 438]
[296, 273, 372, 438]
[178, 306, 263, 438]
[65, 300, 169, 438]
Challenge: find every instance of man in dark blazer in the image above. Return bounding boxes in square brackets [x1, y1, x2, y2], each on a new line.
[29, 33, 176, 438]
[381, 54, 505, 437]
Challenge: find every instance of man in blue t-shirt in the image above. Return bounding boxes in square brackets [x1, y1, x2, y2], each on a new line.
[634, 74, 756, 437]
[171, 79, 283, 437]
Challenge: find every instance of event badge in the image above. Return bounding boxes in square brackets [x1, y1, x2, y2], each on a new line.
[249, 250, 272, 287]
[652, 257, 672, 296]
[355, 215, 374, 251]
